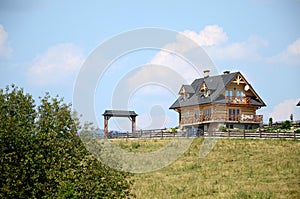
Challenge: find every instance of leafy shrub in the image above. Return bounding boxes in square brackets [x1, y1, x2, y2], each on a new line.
[280, 120, 292, 130]
[219, 125, 227, 132]
[0, 85, 132, 198]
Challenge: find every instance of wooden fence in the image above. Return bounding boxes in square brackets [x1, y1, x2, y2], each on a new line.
[204, 130, 300, 139]
[108, 129, 300, 140]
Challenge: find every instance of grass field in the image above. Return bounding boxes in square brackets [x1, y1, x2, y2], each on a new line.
[112, 138, 300, 198]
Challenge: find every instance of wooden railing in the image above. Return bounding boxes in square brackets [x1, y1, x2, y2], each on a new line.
[181, 115, 211, 124]
[181, 114, 263, 125]
[226, 96, 250, 104]
[229, 114, 263, 122]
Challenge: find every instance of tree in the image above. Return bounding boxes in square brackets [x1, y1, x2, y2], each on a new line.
[269, 117, 273, 127]
[280, 120, 291, 130]
[0, 85, 132, 198]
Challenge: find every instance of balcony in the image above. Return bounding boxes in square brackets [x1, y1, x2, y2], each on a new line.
[229, 114, 263, 122]
[181, 115, 211, 125]
[226, 96, 250, 104]
[181, 114, 263, 125]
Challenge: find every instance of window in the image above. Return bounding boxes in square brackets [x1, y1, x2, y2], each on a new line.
[236, 90, 244, 97]
[194, 109, 200, 117]
[226, 90, 233, 101]
[228, 109, 240, 121]
[184, 111, 189, 118]
[226, 124, 234, 129]
[203, 108, 211, 121]
[203, 108, 211, 116]
[226, 90, 232, 96]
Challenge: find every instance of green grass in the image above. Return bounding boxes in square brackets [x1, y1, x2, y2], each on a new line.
[112, 138, 300, 198]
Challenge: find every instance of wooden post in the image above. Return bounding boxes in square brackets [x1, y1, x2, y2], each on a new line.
[131, 116, 136, 137]
[104, 116, 109, 137]
[243, 130, 245, 139]
[179, 111, 181, 126]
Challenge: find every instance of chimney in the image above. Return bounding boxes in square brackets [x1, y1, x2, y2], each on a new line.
[203, 70, 210, 78]
[223, 71, 230, 75]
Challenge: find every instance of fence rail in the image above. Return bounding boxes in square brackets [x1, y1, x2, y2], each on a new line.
[106, 129, 300, 140]
[205, 130, 300, 139]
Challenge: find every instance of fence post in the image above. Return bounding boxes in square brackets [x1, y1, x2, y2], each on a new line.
[228, 130, 230, 137]
[259, 130, 262, 138]
[243, 130, 245, 139]
[294, 131, 296, 139]
[161, 130, 163, 138]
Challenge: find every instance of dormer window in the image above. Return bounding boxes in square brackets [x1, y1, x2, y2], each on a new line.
[200, 82, 210, 97]
[204, 90, 210, 97]
[179, 85, 195, 101]
[200, 82, 207, 92]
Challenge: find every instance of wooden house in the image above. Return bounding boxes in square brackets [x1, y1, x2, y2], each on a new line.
[169, 70, 266, 133]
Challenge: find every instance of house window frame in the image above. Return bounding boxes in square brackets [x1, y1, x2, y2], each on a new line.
[228, 108, 240, 121]
[203, 108, 212, 121]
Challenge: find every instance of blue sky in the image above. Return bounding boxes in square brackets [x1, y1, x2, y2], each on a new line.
[0, 0, 300, 131]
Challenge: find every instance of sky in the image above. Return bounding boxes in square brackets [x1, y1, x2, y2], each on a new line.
[0, 0, 300, 131]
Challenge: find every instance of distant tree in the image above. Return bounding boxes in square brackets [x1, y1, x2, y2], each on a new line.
[290, 114, 293, 122]
[0, 85, 132, 198]
[269, 117, 273, 127]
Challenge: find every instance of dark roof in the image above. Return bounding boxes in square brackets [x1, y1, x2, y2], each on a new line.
[297, 100, 300, 106]
[102, 110, 138, 117]
[170, 71, 266, 109]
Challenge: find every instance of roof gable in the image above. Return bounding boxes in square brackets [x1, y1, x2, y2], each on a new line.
[226, 72, 266, 106]
[179, 85, 194, 95]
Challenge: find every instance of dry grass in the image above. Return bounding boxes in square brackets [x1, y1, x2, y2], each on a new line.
[113, 138, 300, 198]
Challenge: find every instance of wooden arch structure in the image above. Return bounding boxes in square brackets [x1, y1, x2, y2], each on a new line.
[102, 110, 138, 137]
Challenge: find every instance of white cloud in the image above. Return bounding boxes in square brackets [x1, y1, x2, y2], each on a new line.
[287, 38, 300, 55]
[0, 24, 13, 58]
[147, 26, 225, 84]
[149, 51, 204, 83]
[182, 25, 228, 46]
[205, 36, 268, 61]
[268, 98, 300, 122]
[27, 43, 84, 86]
[268, 37, 300, 65]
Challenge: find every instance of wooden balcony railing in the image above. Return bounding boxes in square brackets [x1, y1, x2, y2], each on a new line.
[181, 114, 263, 125]
[226, 96, 250, 104]
[181, 115, 211, 124]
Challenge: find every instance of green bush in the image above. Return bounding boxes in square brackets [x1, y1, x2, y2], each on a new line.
[280, 120, 292, 130]
[0, 85, 132, 198]
[219, 125, 227, 132]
